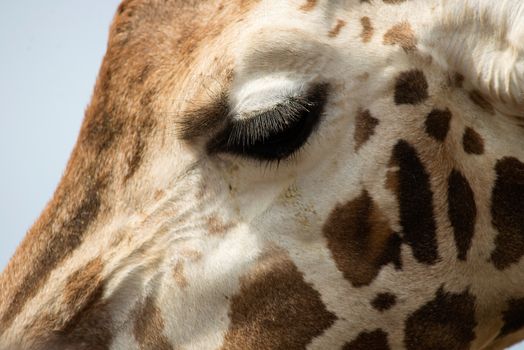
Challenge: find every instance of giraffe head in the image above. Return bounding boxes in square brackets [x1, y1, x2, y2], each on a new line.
[1, 1, 524, 349]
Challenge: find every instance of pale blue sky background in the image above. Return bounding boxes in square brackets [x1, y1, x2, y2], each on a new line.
[0, 2, 522, 349]
[0, 0, 120, 268]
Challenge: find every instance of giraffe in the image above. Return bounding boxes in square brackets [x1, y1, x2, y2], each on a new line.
[1, 0, 524, 349]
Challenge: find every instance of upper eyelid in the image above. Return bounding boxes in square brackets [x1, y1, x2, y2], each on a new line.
[206, 82, 330, 160]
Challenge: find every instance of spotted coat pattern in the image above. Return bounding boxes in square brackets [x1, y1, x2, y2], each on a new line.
[1, 0, 523, 349]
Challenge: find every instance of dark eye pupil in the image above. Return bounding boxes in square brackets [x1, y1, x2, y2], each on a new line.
[208, 83, 329, 161]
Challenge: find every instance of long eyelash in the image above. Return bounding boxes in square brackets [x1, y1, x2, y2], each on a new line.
[227, 96, 315, 149]
[207, 83, 329, 162]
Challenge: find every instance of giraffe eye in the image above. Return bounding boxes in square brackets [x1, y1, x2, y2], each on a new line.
[208, 83, 329, 161]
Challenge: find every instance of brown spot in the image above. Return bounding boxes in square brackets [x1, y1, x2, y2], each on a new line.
[207, 215, 236, 236]
[323, 191, 402, 287]
[173, 261, 189, 289]
[300, 0, 317, 11]
[63, 258, 105, 310]
[404, 287, 477, 350]
[425, 108, 452, 142]
[343, 329, 390, 350]
[462, 127, 485, 155]
[360, 17, 374, 43]
[371, 293, 397, 312]
[154, 190, 166, 201]
[329, 19, 346, 38]
[180, 249, 203, 261]
[499, 298, 524, 338]
[469, 90, 495, 114]
[450, 73, 464, 88]
[354, 109, 379, 151]
[221, 248, 336, 349]
[134, 296, 173, 350]
[447, 170, 477, 261]
[124, 117, 156, 181]
[490, 157, 524, 269]
[391, 141, 439, 264]
[394, 70, 429, 105]
[383, 22, 417, 51]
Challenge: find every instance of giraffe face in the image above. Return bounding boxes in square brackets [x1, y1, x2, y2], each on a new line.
[2, 1, 524, 349]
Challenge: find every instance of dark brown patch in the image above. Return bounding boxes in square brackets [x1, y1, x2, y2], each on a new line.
[383, 22, 417, 51]
[469, 90, 495, 114]
[0, 177, 106, 335]
[390, 140, 439, 265]
[300, 0, 317, 11]
[354, 109, 379, 150]
[462, 127, 485, 155]
[404, 287, 477, 350]
[360, 17, 374, 43]
[499, 298, 524, 338]
[385, 170, 399, 194]
[425, 108, 452, 142]
[177, 92, 229, 141]
[371, 293, 397, 312]
[490, 157, 524, 269]
[343, 329, 390, 350]
[394, 70, 429, 105]
[221, 248, 336, 349]
[323, 191, 402, 287]
[329, 19, 346, 38]
[448, 170, 477, 261]
[133, 296, 174, 350]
